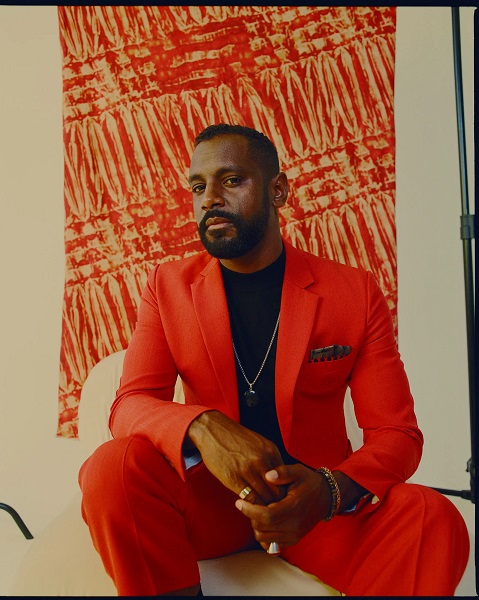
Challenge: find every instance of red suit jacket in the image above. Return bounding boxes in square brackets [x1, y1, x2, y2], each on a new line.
[110, 240, 423, 502]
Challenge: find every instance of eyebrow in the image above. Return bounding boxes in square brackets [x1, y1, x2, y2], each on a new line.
[188, 165, 246, 185]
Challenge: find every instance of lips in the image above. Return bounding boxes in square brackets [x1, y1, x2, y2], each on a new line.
[205, 217, 233, 230]
[198, 211, 238, 239]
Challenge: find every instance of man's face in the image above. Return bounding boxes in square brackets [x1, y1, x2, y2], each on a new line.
[189, 134, 272, 259]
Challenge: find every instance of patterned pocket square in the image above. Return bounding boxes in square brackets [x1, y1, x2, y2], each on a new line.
[309, 344, 352, 362]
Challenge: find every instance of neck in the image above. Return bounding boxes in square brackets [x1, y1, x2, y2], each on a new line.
[219, 233, 283, 274]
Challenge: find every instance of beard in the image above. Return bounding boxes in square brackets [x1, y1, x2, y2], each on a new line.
[197, 195, 271, 259]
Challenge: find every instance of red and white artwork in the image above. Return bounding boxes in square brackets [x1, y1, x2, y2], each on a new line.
[57, 6, 397, 437]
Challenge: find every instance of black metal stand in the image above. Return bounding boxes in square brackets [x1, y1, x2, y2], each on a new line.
[0, 502, 34, 539]
[430, 7, 475, 505]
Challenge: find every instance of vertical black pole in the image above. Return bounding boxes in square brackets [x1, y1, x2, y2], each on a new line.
[451, 7, 475, 505]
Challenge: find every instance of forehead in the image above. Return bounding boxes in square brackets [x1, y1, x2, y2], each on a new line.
[189, 134, 257, 177]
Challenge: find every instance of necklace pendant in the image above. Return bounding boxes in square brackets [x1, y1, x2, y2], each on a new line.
[244, 388, 260, 407]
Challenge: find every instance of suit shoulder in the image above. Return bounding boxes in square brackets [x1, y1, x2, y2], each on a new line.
[291, 243, 369, 283]
[147, 251, 212, 283]
[315, 255, 367, 281]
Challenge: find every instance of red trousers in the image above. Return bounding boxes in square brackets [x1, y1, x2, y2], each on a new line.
[79, 436, 470, 596]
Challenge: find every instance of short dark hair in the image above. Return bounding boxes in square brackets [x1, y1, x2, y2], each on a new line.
[194, 123, 280, 179]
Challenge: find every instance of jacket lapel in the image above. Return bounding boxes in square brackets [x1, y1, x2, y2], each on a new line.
[276, 242, 320, 449]
[190, 257, 240, 420]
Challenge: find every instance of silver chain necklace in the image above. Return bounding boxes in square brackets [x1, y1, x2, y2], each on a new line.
[232, 312, 280, 407]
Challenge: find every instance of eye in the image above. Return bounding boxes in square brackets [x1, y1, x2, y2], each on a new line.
[191, 183, 205, 194]
[223, 176, 242, 187]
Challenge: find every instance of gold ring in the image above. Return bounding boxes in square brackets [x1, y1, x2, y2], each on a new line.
[239, 486, 252, 499]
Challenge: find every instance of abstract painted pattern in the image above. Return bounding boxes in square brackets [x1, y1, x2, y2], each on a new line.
[57, 6, 397, 437]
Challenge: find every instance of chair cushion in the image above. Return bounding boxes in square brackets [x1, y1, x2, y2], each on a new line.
[199, 550, 340, 596]
[77, 351, 126, 455]
[78, 350, 186, 455]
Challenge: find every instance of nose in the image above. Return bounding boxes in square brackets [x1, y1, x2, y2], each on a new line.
[201, 182, 225, 211]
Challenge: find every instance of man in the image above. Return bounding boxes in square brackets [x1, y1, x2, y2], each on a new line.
[79, 124, 469, 596]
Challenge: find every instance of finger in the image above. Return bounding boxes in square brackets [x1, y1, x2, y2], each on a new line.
[238, 496, 300, 538]
[255, 532, 297, 549]
[235, 499, 271, 522]
[248, 475, 284, 505]
[253, 529, 287, 546]
[264, 464, 301, 485]
[235, 498, 289, 530]
[259, 541, 269, 552]
[238, 485, 253, 500]
[237, 503, 299, 548]
[251, 524, 298, 548]
[238, 485, 261, 505]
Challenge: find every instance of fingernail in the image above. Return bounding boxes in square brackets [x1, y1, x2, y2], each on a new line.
[266, 469, 279, 480]
[235, 499, 243, 511]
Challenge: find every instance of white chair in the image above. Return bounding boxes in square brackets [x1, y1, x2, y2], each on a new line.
[10, 350, 356, 596]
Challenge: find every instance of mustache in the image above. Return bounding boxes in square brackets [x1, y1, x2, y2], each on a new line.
[198, 209, 240, 233]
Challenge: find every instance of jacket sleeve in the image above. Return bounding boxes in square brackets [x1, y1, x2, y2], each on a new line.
[334, 271, 423, 501]
[108, 265, 211, 481]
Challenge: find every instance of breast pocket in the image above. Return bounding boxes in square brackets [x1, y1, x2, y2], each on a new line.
[298, 353, 354, 398]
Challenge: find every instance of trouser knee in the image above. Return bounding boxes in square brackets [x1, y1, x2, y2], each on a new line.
[385, 483, 469, 558]
[386, 482, 466, 524]
[79, 436, 182, 522]
[78, 437, 201, 595]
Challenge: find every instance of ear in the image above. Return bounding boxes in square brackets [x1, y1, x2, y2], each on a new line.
[270, 172, 288, 208]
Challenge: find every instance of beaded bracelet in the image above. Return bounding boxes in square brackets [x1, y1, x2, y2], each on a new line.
[316, 467, 341, 521]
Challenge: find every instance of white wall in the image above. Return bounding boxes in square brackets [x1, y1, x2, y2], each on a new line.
[395, 6, 474, 494]
[0, 6, 87, 534]
[0, 3, 474, 541]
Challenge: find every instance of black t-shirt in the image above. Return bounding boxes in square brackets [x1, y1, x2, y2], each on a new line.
[220, 247, 296, 464]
